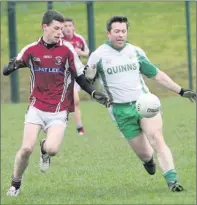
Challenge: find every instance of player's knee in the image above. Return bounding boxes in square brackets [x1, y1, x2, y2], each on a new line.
[137, 152, 153, 162]
[45, 146, 59, 156]
[47, 149, 58, 156]
[20, 146, 33, 157]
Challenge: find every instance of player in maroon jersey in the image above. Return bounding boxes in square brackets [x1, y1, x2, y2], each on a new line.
[3, 10, 110, 197]
[63, 17, 90, 135]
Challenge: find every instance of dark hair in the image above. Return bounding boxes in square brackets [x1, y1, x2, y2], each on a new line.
[107, 16, 129, 32]
[42, 10, 65, 25]
[64, 17, 74, 24]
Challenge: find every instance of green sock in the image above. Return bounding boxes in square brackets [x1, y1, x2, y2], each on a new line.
[164, 169, 178, 183]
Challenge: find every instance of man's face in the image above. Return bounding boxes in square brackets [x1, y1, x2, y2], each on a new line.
[42, 20, 64, 44]
[62, 21, 75, 37]
[107, 22, 127, 49]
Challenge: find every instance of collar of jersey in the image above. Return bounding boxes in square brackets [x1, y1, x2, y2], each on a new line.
[105, 40, 127, 52]
[38, 37, 62, 47]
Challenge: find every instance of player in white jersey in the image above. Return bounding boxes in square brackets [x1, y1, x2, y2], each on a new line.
[84, 16, 196, 192]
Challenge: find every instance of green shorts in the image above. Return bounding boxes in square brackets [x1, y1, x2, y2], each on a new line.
[110, 102, 143, 139]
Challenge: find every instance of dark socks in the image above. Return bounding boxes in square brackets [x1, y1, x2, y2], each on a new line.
[11, 176, 22, 190]
[41, 140, 46, 154]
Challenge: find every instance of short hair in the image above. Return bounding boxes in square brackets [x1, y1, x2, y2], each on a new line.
[64, 17, 74, 24]
[42, 10, 65, 25]
[107, 16, 129, 32]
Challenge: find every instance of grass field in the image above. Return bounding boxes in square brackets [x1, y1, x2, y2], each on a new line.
[1, 1, 196, 102]
[1, 97, 196, 204]
[1, 1, 196, 204]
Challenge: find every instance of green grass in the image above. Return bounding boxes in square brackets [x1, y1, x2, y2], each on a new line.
[1, 98, 196, 204]
[1, 2, 196, 204]
[1, 2, 196, 102]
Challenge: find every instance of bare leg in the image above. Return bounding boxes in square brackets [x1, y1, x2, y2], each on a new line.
[127, 133, 153, 162]
[13, 123, 41, 179]
[140, 113, 174, 173]
[140, 113, 183, 191]
[40, 123, 66, 172]
[127, 133, 155, 175]
[7, 123, 41, 196]
[73, 87, 84, 135]
[44, 124, 66, 156]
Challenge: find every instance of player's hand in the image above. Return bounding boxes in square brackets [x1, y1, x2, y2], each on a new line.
[8, 57, 18, 70]
[3, 57, 17, 76]
[179, 88, 196, 103]
[91, 90, 111, 107]
[3, 57, 25, 76]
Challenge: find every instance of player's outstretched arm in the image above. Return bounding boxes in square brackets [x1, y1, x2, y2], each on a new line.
[75, 74, 111, 107]
[153, 70, 196, 102]
[3, 57, 26, 76]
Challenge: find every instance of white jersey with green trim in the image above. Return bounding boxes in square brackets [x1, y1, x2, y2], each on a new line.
[87, 42, 159, 103]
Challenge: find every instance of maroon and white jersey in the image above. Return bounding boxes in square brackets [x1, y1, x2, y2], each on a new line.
[16, 38, 84, 112]
[63, 33, 89, 53]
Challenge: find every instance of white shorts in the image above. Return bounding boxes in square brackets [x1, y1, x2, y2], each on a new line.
[24, 106, 68, 131]
[74, 81, 81, 92]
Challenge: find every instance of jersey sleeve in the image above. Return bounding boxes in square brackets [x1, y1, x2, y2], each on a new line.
[64, 41, 84, 77]
[136, 47, 159, 78]
[81, 36, 90, 54]
[16, 46, 30, 66]
[87, 51, 100, 69]
[85, 51, 100, 80]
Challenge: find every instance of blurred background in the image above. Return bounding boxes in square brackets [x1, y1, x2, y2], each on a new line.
[1, 1, 196, 103]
